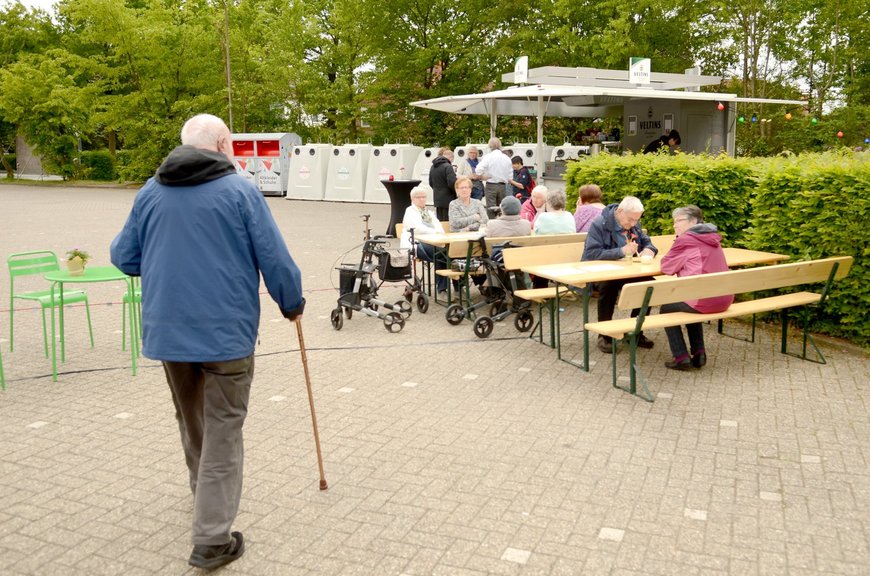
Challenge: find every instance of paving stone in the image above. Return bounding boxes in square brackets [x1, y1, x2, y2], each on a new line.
[1, 187, 869, 575]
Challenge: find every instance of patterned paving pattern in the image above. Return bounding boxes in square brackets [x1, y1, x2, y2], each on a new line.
[0, 185, 868, 575]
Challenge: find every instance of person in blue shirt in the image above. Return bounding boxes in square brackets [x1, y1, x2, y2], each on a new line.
[111, 113, 304, 570]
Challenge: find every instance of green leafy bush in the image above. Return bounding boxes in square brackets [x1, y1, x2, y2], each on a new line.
[80, 150, 115, 180]
[563, 150, 869, 347]
[564, 152, 755, 244]
[745, 150, 870, 345]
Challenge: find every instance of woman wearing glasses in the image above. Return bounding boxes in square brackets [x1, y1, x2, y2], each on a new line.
[659, 205, 733, 370]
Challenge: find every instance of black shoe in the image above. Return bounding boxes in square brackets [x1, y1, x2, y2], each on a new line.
[636, 334, 654, 349]
[597, 336, 613, 353]
[189, 531, 245, 570]
[665, 358, 693, 371]
[692, 352, 707, 368]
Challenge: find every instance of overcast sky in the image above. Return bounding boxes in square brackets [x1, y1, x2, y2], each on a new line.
[11, 0, 56, 13]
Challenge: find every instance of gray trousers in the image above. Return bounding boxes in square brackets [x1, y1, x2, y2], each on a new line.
[484, 182, 507, 210]
[163, 355, 254, 546]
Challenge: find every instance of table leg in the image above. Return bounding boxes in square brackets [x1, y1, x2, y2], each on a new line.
[126, 278, 138, 375]
[582, 285, 590, 372]
[555, 283, 591, 372]
[50, 282, 57, 382]
[59, 282, 66, 363]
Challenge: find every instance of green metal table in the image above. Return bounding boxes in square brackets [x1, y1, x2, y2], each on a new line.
[44, 266, 138, 382]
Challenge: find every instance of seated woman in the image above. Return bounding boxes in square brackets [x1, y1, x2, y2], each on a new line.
[449, 176, 489, 232]
[533, 189, 575, 235]
[400, 187, 449, 293]
[659, 205, 734, 370]
[573, 183, 606, 232]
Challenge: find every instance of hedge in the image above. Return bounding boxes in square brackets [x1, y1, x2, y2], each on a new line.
[563, 150, 869, 346]
[744, 151, 869, 345]
[79, 150, 115, 180]
[564, 152, 755, 244]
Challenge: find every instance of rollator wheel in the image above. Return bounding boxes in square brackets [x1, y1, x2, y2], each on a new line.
[383, 311, 405, 333]
[330, 308, 343, 330]
[403, 287, 413, 302]
[394, 299, 412, 319]
[445, 304, 465, 326]
[416, 293, 429, 314]
[515, 309, 534, 332]
[489, 301, 507, 318]
[344, 306, 353, 319]
[473, 316, 494, 339]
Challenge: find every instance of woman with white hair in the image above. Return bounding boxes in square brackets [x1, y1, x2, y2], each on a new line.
[533, 189, 576, 235]
[401, 187, 449, 293]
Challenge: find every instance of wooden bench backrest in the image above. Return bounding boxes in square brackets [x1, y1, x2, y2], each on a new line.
[649, 234, 677, 256]
[502, 242, 585, 272]
[446, 238, 484, 259]
[617, 256, 853, 310]
[484, 232, 586, 251]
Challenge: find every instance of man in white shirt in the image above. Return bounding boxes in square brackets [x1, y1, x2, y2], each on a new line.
[474, 137, 513, 213]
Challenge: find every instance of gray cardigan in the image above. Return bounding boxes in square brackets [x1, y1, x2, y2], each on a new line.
[448, 198, 489, 232]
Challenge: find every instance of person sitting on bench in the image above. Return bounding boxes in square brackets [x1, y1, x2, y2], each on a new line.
[659, 205, 734, 370]
[582, 195, 658, 353]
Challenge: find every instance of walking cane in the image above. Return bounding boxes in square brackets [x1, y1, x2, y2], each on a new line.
[294, 317, 328, 490]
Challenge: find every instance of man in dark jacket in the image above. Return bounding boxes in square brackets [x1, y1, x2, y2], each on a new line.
[111, 113, 305, 570]
[643, 129, 681, 154]
[582, 196, 658, 352]
[429, 147, 457, 221]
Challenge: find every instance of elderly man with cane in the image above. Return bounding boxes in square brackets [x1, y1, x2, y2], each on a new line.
[111, 113, 307, 569]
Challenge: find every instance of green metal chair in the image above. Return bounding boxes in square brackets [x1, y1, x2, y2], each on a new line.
[121, 276, 142, 353]
[7, 250, 94, 357]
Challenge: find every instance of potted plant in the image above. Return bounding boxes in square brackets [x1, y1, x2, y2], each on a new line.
[66, 248, 90, 276]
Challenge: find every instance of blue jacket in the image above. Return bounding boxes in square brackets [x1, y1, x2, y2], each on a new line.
[582, 203, 657, 261]
[111, 145, 304, 362]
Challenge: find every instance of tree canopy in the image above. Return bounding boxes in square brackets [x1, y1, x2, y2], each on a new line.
[0, 0, 866, 179]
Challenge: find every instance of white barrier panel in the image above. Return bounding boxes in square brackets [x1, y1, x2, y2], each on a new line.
[410, 147, 440, 202]
[255, 133, 300, 196]
[231, 138, 257, 186]
[364, 144, 424, 203]
[286, 144, 333, 200]
[502, 143, 554, 174]
[551, 145, 590, 161]
[324, 144, 372, 202]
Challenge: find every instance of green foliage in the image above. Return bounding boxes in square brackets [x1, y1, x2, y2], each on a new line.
[79, 150, 114, 180]
[1, 153, 14, 178]
[563, 152, 755, 244]
[565, 150, 870, 346]
[744, 150, 870, 345]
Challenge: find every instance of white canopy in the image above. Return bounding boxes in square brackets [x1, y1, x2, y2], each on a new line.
[410, 67, 805, 164]
[410, 84, 803, 118]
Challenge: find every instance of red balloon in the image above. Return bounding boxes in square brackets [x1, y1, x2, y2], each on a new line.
[717, 102, 725, 111]
[837, 131, 844, 138]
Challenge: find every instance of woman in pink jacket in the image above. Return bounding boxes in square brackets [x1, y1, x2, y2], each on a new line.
[659, 205, 733, 370]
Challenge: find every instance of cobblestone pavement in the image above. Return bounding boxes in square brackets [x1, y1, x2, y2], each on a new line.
[1, 184, 868, 575]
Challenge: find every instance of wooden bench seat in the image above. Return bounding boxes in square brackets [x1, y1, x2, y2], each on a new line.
[586, 292, 823, 338]
[583, 256, 853, 401]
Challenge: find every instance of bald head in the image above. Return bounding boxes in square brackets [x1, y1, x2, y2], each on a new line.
[181, 114, 234, 161]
